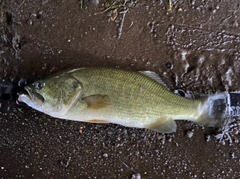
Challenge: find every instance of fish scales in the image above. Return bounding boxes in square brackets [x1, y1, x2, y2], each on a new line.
[18, 67, 226, 133]
[71, 68, 197, 116]
[72, 68, 199, 127]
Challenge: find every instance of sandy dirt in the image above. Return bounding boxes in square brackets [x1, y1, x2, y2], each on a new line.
[1, 0, 240, 178]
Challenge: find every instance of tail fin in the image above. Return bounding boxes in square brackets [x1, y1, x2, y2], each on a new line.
[196, 93, 228, 127]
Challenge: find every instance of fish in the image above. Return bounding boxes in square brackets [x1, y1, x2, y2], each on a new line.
[18, 67, 227, 133]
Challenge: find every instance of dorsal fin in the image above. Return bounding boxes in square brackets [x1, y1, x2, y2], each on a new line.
[139, 71, 169, 89]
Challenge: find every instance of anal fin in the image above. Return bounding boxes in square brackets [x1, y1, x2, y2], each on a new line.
[87, 119, 109, 123]
[146, 118, 177, 133]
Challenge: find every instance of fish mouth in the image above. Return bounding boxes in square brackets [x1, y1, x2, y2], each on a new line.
[18, 86, 44, 105]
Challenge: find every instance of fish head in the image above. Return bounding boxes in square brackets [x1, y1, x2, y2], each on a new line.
[18, 74, 83, 117]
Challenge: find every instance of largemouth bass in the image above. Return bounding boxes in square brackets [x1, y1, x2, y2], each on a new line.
[18, 67, 227, 133]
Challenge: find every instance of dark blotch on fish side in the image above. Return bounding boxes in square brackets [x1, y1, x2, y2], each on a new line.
[0, 78, 28, 102]
[0, 80, 13, 100]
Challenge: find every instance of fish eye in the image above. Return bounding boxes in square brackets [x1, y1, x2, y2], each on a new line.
[34, 81, 45, 90]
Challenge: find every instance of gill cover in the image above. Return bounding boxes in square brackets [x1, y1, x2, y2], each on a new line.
[31, 73, 83, 116]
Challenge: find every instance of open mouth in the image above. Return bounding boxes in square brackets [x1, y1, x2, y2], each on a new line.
[18, 86, 44, 105]
[16, 90, 28, 106]
[17, 89, 29, 102]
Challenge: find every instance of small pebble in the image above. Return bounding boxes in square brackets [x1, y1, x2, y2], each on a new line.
[27, 19, 33, 25]
[187, 130, 194, 138]
[132, 173, 141, 179]
[230, 152, 235, 159]
[103, 153, 108, 158]
[157, 135, 163, 140]
[165, 62, 173, 69]
[90, 0, 99, 5]
[178, 8, 183, 12]
[234, 139, 239, 143]
[205, 135, 211, 142]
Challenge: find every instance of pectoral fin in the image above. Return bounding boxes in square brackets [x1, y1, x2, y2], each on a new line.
[146, 118, 177, 133]
[82, 94, 110, 109]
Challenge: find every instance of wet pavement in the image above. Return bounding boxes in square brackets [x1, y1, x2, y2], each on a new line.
[1, 0, 240, 178]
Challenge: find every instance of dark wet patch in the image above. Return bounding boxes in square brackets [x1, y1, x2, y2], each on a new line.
[0, 78, 28, 102]
[0, 80, 13, 100]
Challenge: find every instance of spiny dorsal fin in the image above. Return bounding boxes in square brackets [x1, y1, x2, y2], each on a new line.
[139, 71, 169, 89]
